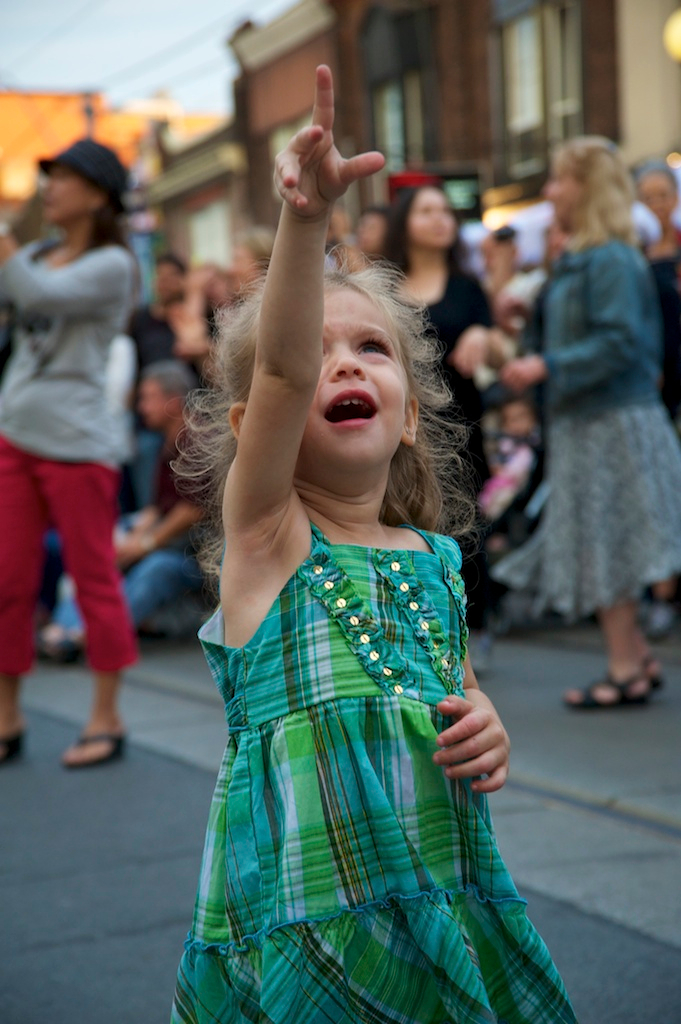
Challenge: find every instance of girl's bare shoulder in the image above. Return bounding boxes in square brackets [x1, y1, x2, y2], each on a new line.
[384, 524, 433, 553]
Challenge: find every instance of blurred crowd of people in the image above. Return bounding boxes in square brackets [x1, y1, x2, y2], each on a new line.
[327, 152, 681, 691]
[2, 129, 681, 765]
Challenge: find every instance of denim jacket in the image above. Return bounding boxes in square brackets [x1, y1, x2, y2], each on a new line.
[536, 241, 663, 417]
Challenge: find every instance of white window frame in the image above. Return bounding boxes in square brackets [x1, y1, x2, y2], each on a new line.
[403, 69, 425, 164]
[503, 11, 545, 177]
[544, 0, 583, 145]
[502, 2, 583, 179]
[373, 80, 406, 172]
[188, 199, 232, 267]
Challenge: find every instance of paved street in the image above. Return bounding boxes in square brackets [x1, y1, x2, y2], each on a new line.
[2, 622, 681, 1024]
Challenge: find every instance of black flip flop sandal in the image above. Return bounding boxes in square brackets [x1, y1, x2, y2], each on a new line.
[62, 733, 125, 768]
[563, 675, 650, 710]
[643, 654, 664, 691]
[37, 634, 83, 664]
[0, 732, 24, 765]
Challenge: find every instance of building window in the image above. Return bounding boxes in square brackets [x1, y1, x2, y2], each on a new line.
[373, 80, 405, 172]
[544, 1, 582, 145]
[499, 1, 583, 180]
[188, 199, 232, 266]
[403, 70, 425, 164]
[362, 5, 432, 172]
[503, 12, 545, 177]
[372, 72, 425, 172]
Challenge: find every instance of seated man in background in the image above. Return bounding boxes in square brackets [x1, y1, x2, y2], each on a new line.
[128, 252, 191, 507]
[38, 361, 204, 661]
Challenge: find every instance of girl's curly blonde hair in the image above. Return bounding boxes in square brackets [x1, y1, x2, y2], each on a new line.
[175, 256, 476, 588]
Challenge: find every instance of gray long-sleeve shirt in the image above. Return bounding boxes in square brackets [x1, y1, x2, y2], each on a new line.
[0, 241, 136, 465]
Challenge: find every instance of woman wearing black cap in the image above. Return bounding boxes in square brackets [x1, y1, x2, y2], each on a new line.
[0, 138, 138, 767]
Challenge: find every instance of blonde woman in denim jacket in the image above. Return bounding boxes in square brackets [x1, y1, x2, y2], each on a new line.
[496, 136, 681, 708]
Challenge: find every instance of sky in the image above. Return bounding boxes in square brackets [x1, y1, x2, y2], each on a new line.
[1, 0, 299, 116]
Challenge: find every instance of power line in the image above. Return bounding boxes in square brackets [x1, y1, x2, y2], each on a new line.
[4, 1, 296, 99]
[0, 11, 234, 156]
[99, 14, 235, 88]
[96, 0, 296, 88]
[2, 0, 113, 75]
[1, 0, 298, 153]
[0, 0, 297, 161]
[147, 56, 230, 90]
[114, 57, 229, 102]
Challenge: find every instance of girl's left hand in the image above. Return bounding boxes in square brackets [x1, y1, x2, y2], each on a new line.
[433, 692, 510, 792]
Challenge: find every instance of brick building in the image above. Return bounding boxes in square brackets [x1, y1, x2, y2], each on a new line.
[228, 0, 681, 230]
[143, 123, 247, 267]
[230, 0, 338, 227]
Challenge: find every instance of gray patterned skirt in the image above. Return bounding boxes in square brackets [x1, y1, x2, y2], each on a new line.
[491, 402, 681, 621]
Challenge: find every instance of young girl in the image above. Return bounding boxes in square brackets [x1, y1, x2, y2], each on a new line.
[171, 67, 575, 1024]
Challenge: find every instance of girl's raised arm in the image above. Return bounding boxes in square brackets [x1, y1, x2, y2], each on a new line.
[223, 65, 384, 534]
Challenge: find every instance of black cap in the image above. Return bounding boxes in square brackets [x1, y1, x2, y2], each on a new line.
[39, 139, 128, 213]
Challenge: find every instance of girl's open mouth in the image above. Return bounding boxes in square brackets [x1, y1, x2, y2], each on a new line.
[325, 394, 377, 423]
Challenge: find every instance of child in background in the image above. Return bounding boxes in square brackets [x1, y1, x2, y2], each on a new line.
[355, 203, 390, 259]
[480, 396, 541, 524]
[171, 66, 575, 1024]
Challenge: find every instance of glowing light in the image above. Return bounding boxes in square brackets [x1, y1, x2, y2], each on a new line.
[663, 9, 681, 62]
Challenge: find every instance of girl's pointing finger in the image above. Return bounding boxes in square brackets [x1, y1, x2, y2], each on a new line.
[311, 64, 335, 132]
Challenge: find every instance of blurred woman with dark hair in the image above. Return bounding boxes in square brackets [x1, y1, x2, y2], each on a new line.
[0, 138, 138, 767]
[384, 185, 500, 670]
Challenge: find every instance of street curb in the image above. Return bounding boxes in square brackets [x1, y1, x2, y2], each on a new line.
[506, 772, 681, 837]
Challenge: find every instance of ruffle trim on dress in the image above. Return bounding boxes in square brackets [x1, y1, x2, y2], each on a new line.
[183, 884, 527, 956]
[173, 884, 577, 1024]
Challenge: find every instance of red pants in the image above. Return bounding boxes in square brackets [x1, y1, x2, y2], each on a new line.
[0, 436, 138, 675]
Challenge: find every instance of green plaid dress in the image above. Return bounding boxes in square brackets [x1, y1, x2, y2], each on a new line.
[172, 525, 576, 1024]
